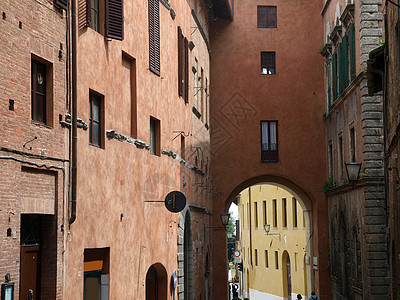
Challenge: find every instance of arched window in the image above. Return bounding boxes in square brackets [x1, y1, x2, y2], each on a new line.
[146, 263, 167, 300]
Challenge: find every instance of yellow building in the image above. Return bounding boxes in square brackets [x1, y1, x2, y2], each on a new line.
[238, 184, 309, 300]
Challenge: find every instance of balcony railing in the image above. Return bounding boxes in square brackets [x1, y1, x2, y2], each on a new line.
[261, 143, 278, 163]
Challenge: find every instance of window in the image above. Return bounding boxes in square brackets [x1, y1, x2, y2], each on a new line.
[263, 200, 267, 227]
[178, 26, 189, 102]
[254, 202, 258, 228]
[261, 121, 278, 163]
[31, 58, 52, 125]
[292, 198, 298, 228]
[350, 127, 356, 162]
[275, 251, 279, 269]
[84, 248, 109, 300]
[89, 90, 103, 148]
[150, 117, 161, 156]
[282, 198, 287, 228]
[181, 135, 185, 159]
[255, 249, 258, 266]
[261, 52, 276, 75]
[149, 0, 160, 75]
[265, 250, 269, 268]
[272, 199, 277, 227]
[257, 6, 277, 28]
[328, 140, 334, 177]
[201, 68, 204, 122]
[80, 0, 123, 40]
[338, 134, 344, 181]
[194, 58, 198, 109]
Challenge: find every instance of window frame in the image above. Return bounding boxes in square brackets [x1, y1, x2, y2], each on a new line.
[89, 90, 104, 148]
[261, 120, 278, 163]
[257, 6, 277, 28]
[261, 52, 276, 75]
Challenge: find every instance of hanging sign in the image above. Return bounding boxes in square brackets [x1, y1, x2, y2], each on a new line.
[165, 191, 186, 213]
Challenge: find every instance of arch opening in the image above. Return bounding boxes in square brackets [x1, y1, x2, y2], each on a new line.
[146, 263, 168, 300]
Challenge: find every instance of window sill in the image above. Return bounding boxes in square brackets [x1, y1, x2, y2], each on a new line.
[89, 143, 104, 149]
[31, 120, 52, 129]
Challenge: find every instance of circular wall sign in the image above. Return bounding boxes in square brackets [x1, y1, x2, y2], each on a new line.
[234, 250, 241, 258]
[165, 191, 186, 213]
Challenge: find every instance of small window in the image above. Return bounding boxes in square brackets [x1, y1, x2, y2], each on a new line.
[150, 117, 161, 156]
[89, 90, 104, 148]
[181, 135, 185, 159]
[275, 251, 279, 269]
[328, 140, 334, 177]
[350, 127, 356, 162]
[261, 52, 276, 75]
[292, 198, 298, 228]
[31, 58, 53, 125]
[265, 250, 269, 268]
[338, 134, 344, 181]
[261, 121, 278, 163]
[255, 249, 258, 266]
[257, 6, 277, 28]
[178, 26, 189, 102]
[84, 248, 110, 300]
[263, 200, 267, 227]
[282, 198, 287, 228]
[272, 199, 277, 227]
[254, 202, 258, 228]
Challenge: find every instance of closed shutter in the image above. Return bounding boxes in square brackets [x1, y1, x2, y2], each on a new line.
[178, 26, 183, 97]
[78, 0, 91, 29]
[327, 63, 332, 108]
[350, 23, 356, 81]
[106, 0, 124, 40]
[149, 0, 160, 75]
[332, 52, 337, 101]
[338, 42, 344, 95]
[343, 34, 349, 88]
[54, 0, 67, 10]
[184, 37, 189, 103]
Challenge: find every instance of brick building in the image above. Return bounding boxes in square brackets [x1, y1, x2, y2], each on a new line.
[0, 0, 68, 299]
[321, 0, 390, 297]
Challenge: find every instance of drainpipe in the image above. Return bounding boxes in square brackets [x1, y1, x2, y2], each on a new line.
[69, 0, 77, 225]
[383, 13, 389, 246]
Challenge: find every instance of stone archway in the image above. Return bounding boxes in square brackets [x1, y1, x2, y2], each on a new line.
[177, 206, 193, 300]
[212, 175, 318, 300]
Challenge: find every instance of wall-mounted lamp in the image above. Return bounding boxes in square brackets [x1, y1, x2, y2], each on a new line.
[345, 162, 362, 183]
[204, 213, 230, 237]
[264, 224, 280, 239]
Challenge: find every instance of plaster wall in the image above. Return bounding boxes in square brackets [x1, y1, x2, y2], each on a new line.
[64, 0, 213, 299]
[209, 0, 328, 298]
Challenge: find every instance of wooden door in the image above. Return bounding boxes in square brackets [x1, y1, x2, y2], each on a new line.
[20, 246, 40, 300]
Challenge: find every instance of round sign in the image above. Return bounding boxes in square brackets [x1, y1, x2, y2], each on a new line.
[165, 191, 187, 213]
[234, 250, 241, 258]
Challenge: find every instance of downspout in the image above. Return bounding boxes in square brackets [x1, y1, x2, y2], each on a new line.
[383, 13, 389, 247]
[69, 0, 77, 225]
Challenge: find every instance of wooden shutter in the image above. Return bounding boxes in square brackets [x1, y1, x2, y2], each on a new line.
[54, 0, 67, 10]
[105, 0, 123, 40]
[178, 26, 183, 97]
[149, 0, 160, 75]
[184, 37, 189, 103]
[343, 34, 349, 88]
[350, 23, 356, 81]
[332, 52, 337, 101]
[78, 0, 91, 29]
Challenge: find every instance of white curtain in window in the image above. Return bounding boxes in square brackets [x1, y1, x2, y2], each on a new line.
[270, 122, 277, 150]
[261, 122, 269, 150]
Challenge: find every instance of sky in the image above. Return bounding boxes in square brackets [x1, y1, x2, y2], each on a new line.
[229, 203, 238, 221]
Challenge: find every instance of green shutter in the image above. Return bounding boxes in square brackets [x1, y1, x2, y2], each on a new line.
[350, 23, 356, 81]
[327, 63, 332, 108]
[332, 52, 337, 101]
[343, 34, 349, 88]
[338, 43, 344, 95]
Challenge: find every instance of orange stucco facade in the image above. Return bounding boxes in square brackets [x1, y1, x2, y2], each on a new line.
[64, 0, 214, 299]
[209, 0, 329, 299]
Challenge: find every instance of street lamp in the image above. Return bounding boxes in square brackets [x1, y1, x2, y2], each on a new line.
[204, 213, 230, 237]
[264, 224, 280, 239]
[345, 162, 362, 182]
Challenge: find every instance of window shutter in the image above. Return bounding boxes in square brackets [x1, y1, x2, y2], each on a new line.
[149, 0, 160, 75]
[86, 0, 92, 27]
[338, 43, 344, 95]
[332, 52, 337, 101]
[106, 0, 124, 40]
[178, 26, 183, 97]
[78, 0, 90, 29]
[343, 34, 349, 88]
[184, 37, 189, 103]
[54, 0, 67, 10]
[350, 23, 356, 81]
